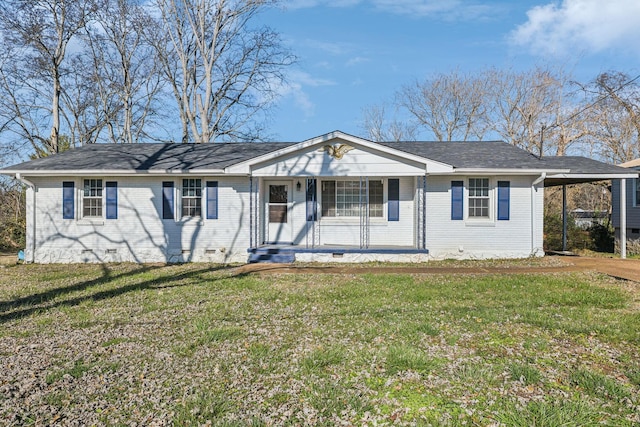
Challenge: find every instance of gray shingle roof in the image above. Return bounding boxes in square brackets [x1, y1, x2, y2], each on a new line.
[379, 141, 543, 169]
[1, 139, 636, 180]
[1, 142, 294, 172]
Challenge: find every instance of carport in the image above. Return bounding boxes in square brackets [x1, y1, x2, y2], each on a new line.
[542, 156, 639, 258]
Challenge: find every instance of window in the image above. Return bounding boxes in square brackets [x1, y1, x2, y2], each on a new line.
[182, 178, 202, 218]
[83, 179, 103, 217]
[635, 178, 640, 207]
[321, 180, 383, 218]
[468, 178, 489, 218]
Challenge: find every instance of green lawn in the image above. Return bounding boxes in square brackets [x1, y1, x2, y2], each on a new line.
[0, 263, 639, 426]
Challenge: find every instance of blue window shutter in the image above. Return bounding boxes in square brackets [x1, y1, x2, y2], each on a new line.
[105, 181, 118, 219]
[62, 181, 74, 219]
[162, 182, 174, 220]
[206, 181, 218, 219]
[498, 181, 510, 220]
[306, 178, 317, 221]
[388, 178, 400, 221]
[451, 181, 463, 220]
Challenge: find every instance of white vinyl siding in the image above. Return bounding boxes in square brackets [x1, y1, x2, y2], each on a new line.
[426, 175, 543, 259]
[28, 176, 252, 263]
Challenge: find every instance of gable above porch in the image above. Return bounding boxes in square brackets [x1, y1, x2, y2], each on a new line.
[225, 130, 453, 177]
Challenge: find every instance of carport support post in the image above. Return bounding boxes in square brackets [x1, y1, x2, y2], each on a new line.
[621, 179, 626, 259]
[562, 184, 567, 252]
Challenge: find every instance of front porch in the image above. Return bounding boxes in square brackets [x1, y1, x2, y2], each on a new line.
[247, 245, 429, 263]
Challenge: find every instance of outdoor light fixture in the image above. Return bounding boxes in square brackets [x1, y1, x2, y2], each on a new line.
[296, 180, 302, 191]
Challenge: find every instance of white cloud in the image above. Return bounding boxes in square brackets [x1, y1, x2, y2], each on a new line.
[286, 0, 362, 10]
[304, 39, 354, 56]
[276, 71, 336, 117]
[346, 56, 370, 67]
[510, 0, 640, 56]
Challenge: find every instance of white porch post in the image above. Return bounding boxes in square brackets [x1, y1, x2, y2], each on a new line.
[620, 179, 626, 259]
[562, 184, 567, 252]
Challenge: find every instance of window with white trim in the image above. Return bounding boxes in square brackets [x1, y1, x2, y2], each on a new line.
[468, 178, 489, 218]
[321, 180, 383, 218]
[83, 179, 103, 217]
[182, 178, 202, 218]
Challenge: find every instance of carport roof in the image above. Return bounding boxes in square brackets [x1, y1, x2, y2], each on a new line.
[541, 156, 638, 186]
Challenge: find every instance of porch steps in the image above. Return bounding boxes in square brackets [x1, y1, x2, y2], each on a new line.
[247, 247, 295, 264]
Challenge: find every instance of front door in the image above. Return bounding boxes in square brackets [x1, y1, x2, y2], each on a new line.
[266, 181, 292, 243]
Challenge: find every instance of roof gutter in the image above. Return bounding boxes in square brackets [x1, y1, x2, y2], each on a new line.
[545, 173, 639, 180]
[454, 168, 569, 175]
[15, 173, 35, 263]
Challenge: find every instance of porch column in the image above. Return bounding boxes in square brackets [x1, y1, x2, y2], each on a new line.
[249, 176, 254, 249]
[620, 179, 627, 259]
[562, 184, 567, 252]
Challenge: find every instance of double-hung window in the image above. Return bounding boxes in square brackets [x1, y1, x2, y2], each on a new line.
[83, 179, 103, 218]
[182, 179, 202, 218]
[468, 178, 489, 218]
[321, 180, 383, 218]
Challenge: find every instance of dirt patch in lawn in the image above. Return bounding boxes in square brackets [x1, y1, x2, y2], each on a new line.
[237, 255, 640, 283]
[0, 253, 17, 266]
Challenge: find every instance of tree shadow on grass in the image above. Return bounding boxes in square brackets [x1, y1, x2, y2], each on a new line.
[0, 264, 248, 324]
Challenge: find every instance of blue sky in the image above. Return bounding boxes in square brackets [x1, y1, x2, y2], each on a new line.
[260, 0, 640, 142]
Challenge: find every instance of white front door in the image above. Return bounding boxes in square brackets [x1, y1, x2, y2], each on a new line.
[266, 181, 293, 243]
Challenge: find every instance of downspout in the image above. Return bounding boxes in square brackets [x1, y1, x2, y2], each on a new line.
[531, 173, 546, 255]
[15, 173, 36, 263]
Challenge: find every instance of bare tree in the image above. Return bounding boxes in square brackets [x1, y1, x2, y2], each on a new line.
[0, 0, 97, 155]
[396, 70, 489, 141]
[583, 72, 640, 163]
[485, 67, 568, 154]
[148, 0, 294, 143]
[360, 104, 417, 142]
[80, 0, 163, 144]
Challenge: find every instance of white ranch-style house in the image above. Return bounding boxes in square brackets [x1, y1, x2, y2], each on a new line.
[1, 131, 637, 263]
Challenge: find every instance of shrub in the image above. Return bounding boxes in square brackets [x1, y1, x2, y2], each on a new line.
[589, 223, 614, 253]
[544, 213, 591, 251]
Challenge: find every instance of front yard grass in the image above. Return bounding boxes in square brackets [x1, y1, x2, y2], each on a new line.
[0, 262, 638, 426]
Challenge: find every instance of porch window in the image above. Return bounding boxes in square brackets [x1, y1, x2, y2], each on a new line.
[321, 180, 383, 218]
[83, 179, 103, 217]
[182, 178, 202, 218]
[468, 178, 489, 218]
